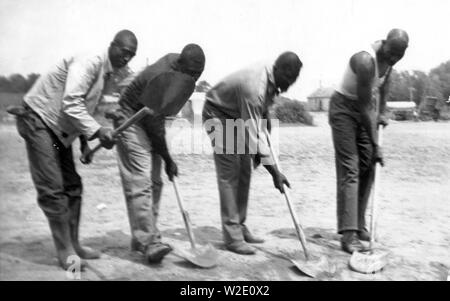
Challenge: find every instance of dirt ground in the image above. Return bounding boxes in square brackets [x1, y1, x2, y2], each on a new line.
[0, 113, 449, 281]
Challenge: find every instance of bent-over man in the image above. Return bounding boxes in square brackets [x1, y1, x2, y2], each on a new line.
[203, 52, 302, 255]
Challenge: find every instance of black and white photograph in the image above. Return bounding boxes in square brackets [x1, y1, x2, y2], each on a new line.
[0, 0, 449, 282]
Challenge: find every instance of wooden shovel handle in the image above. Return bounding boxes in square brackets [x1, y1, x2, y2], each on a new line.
[265, 129, 310, 260]
[80, 107, 153, 164]
[369, 125, 384, 248]
[173, 178, 197, 249]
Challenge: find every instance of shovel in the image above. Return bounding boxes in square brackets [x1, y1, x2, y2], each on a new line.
[349, 126, 390, 274]
[265, 129, 334, 278]
[80, 71, 196, 164]
[172, 178, 219, 268]
[80, 107, 153, 164]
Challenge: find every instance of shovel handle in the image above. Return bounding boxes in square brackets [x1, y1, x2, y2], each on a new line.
[369, 126, 384, 249]
[265, 129, 310, 260]
[172, 178, 196, 249]
[282, 188, 310, 260]
[80, 107, 153, 164]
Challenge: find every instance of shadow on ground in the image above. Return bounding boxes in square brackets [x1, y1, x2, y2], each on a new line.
[0, 226, 446, 280]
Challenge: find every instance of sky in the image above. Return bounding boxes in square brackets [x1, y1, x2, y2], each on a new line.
[1, 0, 449, 100]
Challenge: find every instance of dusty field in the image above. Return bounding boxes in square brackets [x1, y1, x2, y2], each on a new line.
[0, 113, 449, 281]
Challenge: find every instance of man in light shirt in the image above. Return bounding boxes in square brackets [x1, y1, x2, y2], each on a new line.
[10, 30, 137, 270]
[202, 52, 302, 255]
[329, 29, 409, 253]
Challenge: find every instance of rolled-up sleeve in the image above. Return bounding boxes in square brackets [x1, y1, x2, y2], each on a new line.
[238, 87, 271, 159]
[143, 116, 169, 159]
[62, 57, 102, 139]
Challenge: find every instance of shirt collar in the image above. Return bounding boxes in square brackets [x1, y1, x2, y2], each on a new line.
[103, 51, 114, 75]
[103, 50, 132, 80]
[170, 56, 180, 71]
[265, 64, 279, 96]
[372, 40, 383, 55]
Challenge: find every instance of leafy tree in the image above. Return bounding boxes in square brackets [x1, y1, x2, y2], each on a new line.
[7, 74, 28, 93]
[429, 61, 450, 101]
[0, 73, 40, 93]
[387, 70, 442, 105]
[273, 96, 314, 125]
[387, 70, 410, 102]
[0, 76, 10, 92]
[25, 73, 40, 91]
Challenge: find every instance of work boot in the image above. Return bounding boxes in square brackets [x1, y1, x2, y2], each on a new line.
[340, 230, 366, 254]
[226, 241, 256, 255]
[243, 227, 265, 244]
[145, 243, 173, 264]
[69, 200, 101, 259]
[48, 219, 86, 270]
[358, 228, 371, 242]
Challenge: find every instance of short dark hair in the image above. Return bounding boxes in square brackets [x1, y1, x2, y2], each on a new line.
[275, 51, 302, 75]
[179, 44, 205, 71]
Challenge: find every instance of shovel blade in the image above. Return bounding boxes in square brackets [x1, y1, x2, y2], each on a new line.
[349, 249, 390, 274]
[290, 256, 335, 278]
[177, 244, 219, 268]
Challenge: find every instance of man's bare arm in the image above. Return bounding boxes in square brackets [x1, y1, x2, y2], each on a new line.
[378, 68, 392, 127]
[351, 52, 378, 147]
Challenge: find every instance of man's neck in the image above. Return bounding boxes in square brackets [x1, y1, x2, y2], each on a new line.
[375, 41, 388, 64]
[171, 57, 181, 72]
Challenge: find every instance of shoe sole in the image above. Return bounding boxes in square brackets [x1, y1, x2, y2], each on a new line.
[341, 245, 369, 254]
[245, 240, 265, 244]
[226, 247, 256, 255]
[146, 248, 173, 263]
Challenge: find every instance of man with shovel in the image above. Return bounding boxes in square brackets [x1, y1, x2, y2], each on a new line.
[7, 30, 137, 270]
[202, 52, 302, 255]
[329, 29, 409, 253]
[109, 44, 205, 264]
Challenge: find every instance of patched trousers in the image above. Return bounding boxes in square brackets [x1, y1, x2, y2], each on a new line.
[116, 122, 164, 250]
[16, 104, 82, 223]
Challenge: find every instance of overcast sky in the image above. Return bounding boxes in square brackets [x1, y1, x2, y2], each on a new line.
[1, 0, 449, 100]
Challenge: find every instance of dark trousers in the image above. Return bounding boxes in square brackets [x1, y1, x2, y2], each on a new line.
[213, 152, 252, 244]
[203, 101, 253, 244]
[329, 92, 375, 233]
[16, 107, 82, 222]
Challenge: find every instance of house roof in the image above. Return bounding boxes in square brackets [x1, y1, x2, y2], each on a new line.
[307, 87, 335, 99]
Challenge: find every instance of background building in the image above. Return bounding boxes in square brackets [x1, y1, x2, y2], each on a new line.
[307, 87, 334, 112]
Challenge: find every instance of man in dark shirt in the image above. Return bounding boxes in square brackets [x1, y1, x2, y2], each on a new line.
[115, 44, 205, 263]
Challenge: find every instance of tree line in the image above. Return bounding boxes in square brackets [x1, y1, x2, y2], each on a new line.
[0, 74, 213, 94]
[1, 60, 449, 106]
[0, 73, 40, 93]
[387, 60, 450, 105]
